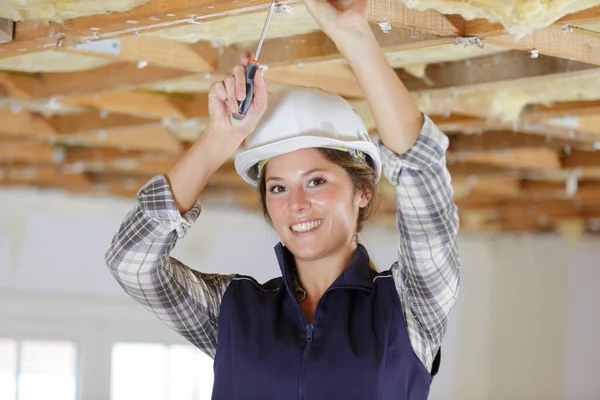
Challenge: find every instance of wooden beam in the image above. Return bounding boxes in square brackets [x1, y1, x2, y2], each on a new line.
[486, 25, 600, 66]
[62, 125, 184, 153]
[450, 147, 562, 170]
[562, 149, 600, 168]
[2, 0, 459, 59]
[60, 37, 219, 72]
[61, 91, 191, 119]
[522, 180, 600, 202]
[0, 164, 93, 190]
[556, 6, 600, 26]
[46, 111, 158, 135]
[267, 62, 362, 98]
[0, 144, 60, 164]
[2, 24, 450, 100]
[0, 18, 14, 44]
[465, 6, 600, 37]
[367, 0, 463, 35]
[1, 0, 277, 59]
[0, 109, 56, 137]
[396, 51, 596, 92]
[219, 24, 452, 73]
[521, 100, 600, 121]
[41, 62, 192, 98]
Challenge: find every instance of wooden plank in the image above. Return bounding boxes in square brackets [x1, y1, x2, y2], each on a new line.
[521, 100, 600, 120]
[0, 144, 59, 164]
[556, 6, 600, 26]
[0, 164, 93, 189]
[0, 73, 37, 98]
[267, 62, 363, 98]
[522, 180, 600, 202]
[367, 0, 462, 35]
[486, 25, 600, 66]
[396, 51, 597, 91]
[450, 148, 562, 170]
[47, 111, 158, 134]
[36, 62, 192, 98]
[1, 0, 277, 59]
[0, 18, 14, 44]
[562, 149, 600, 168]
[0, 109, 56, 137]
[449, 131, 548, 152]
[61, 37, 219, 72]
[61, 91, 190, 119]
[63, 125, 184, 153]
[2, 0, 459, 60]
[219, 24, 452, 72]
[465, 6, 600, 37]
[2, 25, 449, 100]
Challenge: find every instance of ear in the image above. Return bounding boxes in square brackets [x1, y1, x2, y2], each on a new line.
[358, 187, 372, 208]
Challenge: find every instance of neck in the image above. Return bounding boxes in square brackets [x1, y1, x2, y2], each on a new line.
[294, 242, 358, 300]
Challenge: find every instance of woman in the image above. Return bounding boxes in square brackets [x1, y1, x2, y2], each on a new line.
[105, 0, 460, 398]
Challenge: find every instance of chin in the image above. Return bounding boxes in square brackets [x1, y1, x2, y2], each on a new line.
[283, 238, 325, 261]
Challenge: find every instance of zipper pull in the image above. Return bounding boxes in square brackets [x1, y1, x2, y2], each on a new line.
[306, 324, 313, 342]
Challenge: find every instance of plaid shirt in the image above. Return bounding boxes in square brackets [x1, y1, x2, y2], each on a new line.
[105, 114, 460, 372]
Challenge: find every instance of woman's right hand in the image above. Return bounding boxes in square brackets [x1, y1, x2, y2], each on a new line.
[207, 50, 268, 141]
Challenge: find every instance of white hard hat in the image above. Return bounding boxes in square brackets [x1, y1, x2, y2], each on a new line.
[234, 87, 382, 186]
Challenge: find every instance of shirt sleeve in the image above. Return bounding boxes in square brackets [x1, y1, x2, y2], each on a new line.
[377, 115, 461, 373]
[104, 174, 235, 359]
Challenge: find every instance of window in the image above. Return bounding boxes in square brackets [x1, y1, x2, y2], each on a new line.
[111, 343, 214, 400]
[0, 338, 78, 400]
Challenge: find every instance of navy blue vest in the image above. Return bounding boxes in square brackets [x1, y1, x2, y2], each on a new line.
[212, 243, 440, 399]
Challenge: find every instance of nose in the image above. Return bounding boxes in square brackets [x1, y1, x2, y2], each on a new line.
[288, 187, 311, 214]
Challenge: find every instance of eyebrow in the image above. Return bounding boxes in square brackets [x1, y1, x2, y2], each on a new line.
[266, 168, 327, 183]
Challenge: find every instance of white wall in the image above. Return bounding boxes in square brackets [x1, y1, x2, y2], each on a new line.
[0, 186, 599, 400]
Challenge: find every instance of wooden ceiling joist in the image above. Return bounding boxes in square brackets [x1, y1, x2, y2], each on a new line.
[60, 91, 193, 120]
[2, 0, 462, 60]
[0, 109, 56, 137]
[487, 24, 600, 66]
[397, 51, 597, 92]
[464, 5, 600, 37]
[60, 37, 220, 73]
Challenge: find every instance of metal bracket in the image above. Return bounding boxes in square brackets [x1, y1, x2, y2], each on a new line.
[454, 36, 485, 49]
[70, 38, 121, 55]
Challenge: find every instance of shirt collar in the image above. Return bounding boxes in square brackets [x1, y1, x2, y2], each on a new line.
[274, 242, 374, 300]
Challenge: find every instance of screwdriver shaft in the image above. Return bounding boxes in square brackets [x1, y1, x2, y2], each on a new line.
[254, 0, 276, 60]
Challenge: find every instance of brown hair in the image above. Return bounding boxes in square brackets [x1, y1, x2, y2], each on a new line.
[256, 147, 379, 233]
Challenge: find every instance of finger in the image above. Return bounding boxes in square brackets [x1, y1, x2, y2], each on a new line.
[223, 76, 238, 114]
[210, 80, 228, 102]
[240, 50, 253, 67]
[251, 68, 268, 114]
[208, 81, 228, 117]
[233, 65, 246, 101]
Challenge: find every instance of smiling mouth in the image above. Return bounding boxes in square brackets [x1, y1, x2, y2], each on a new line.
[290, 220, 323, 233]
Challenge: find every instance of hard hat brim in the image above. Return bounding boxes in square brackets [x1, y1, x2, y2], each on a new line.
[234, 135, 383, 186]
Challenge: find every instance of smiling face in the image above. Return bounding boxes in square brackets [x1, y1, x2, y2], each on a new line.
[262, 148, 371, 262]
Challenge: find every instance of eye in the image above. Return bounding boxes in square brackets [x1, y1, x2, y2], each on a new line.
[268, 185, 286, 194]
[308, 177, 326, 187]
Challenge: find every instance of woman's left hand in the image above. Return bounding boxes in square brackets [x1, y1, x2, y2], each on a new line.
[303, 0, 369, 45]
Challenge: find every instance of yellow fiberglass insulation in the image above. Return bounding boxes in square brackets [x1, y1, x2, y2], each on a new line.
[402, 0, 600, 38]
[0, 0, 150, 22]
[2, 0, 600, 39]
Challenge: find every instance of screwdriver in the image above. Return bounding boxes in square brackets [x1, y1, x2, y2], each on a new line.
[232, 0, 276, 120]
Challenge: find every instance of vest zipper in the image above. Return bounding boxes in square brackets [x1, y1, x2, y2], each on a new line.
[277, 250, 370, 400]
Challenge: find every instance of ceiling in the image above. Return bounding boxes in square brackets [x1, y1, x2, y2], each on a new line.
[1, 0, 600, 238]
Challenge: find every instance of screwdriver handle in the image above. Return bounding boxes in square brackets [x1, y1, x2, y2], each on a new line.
[232, 60, 260, 120]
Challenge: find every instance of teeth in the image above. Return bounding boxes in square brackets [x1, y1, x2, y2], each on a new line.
[291, 220, 322, 232]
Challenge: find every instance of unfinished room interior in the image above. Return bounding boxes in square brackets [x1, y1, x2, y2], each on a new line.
[0, 0, 599, 399]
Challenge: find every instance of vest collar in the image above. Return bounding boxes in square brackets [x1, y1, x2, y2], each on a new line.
[274, 242, 374, 296]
